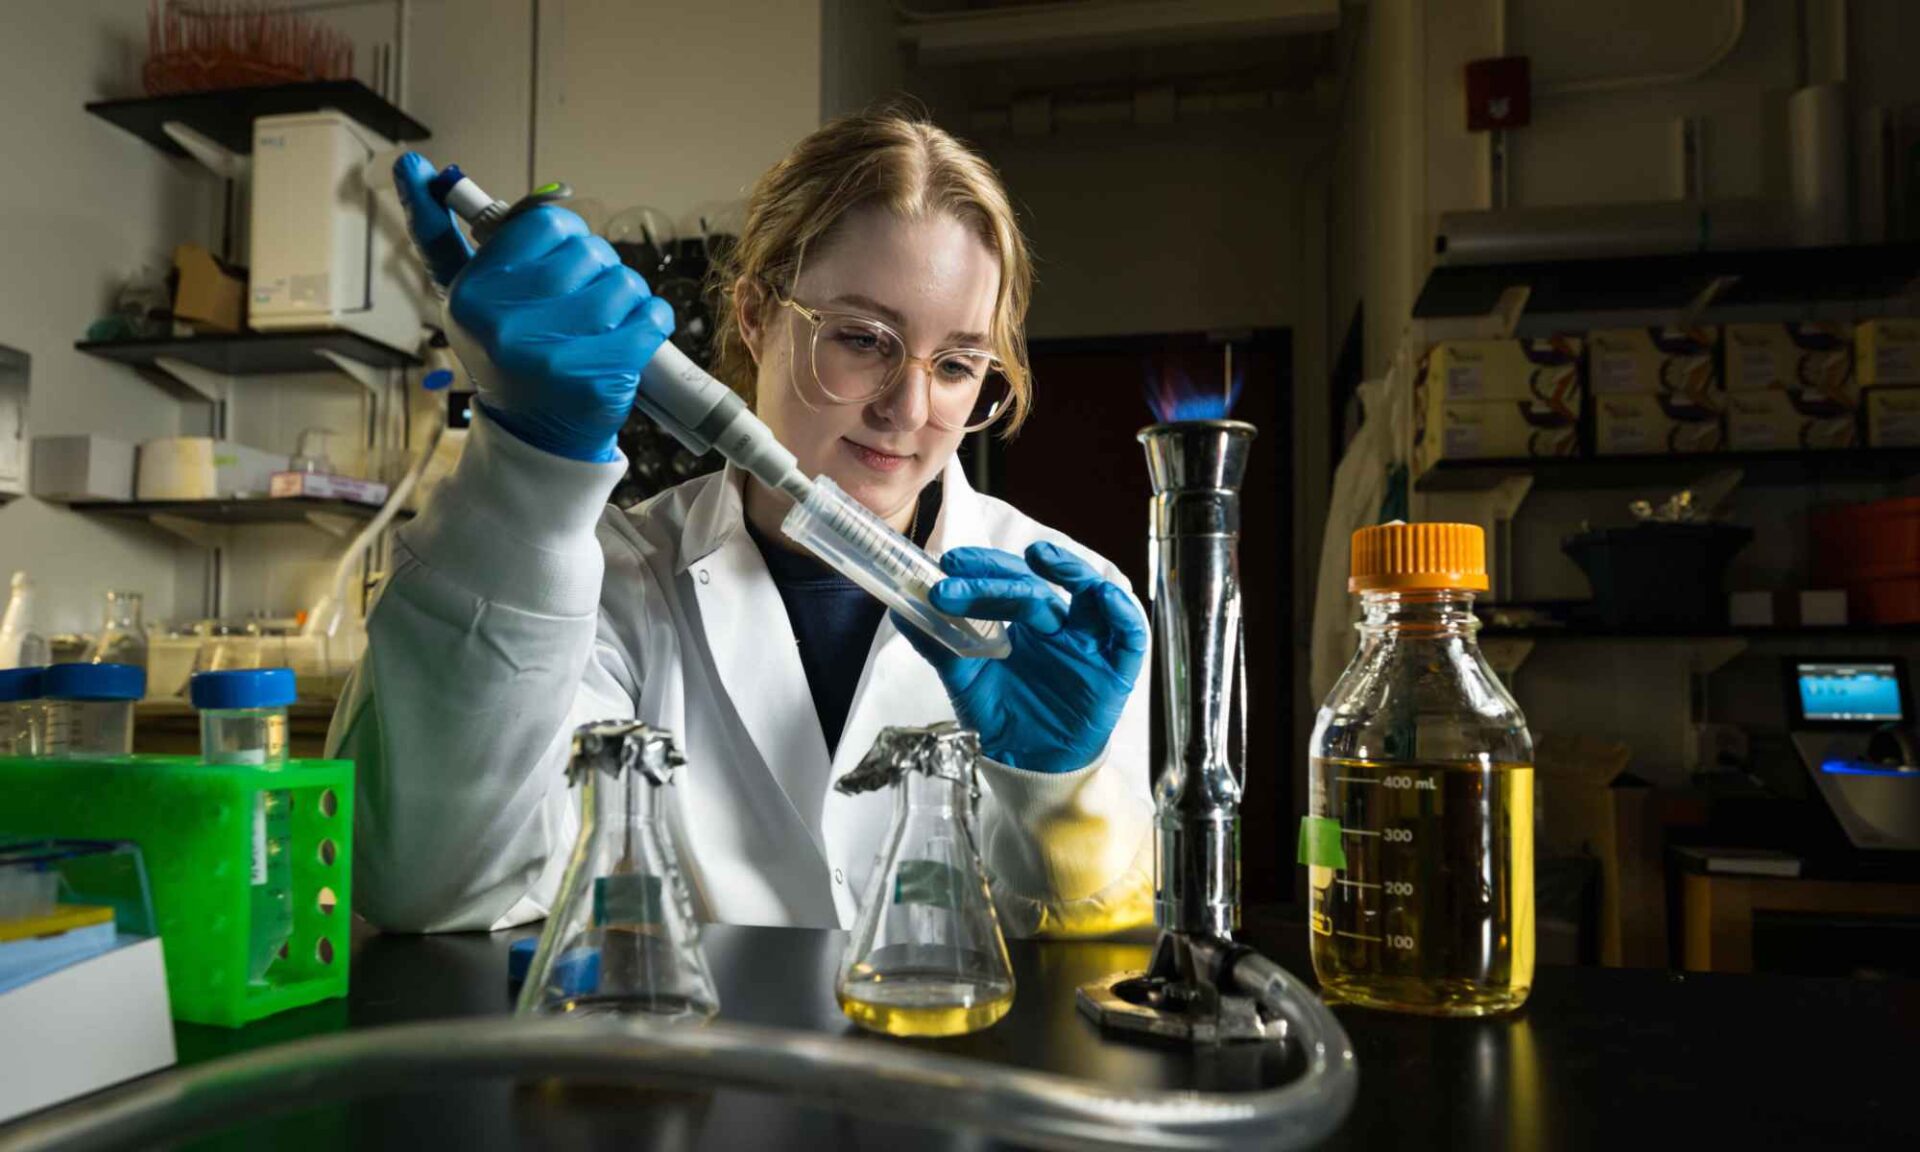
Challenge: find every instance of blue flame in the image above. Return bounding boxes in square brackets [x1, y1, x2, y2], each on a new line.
[1143, 350, 1243, 422]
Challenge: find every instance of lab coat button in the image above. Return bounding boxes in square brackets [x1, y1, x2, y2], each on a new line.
[697, 569, 711, 585]
[833, 868, 845, 885]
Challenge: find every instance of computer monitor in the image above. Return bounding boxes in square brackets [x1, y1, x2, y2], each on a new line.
[1785, 658, 1910, 727]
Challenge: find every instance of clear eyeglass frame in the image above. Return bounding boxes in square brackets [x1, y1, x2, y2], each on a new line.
[773, 292, 1012, 433]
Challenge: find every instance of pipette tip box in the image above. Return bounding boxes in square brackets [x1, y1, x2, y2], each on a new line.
[0, 839, 176, 1123]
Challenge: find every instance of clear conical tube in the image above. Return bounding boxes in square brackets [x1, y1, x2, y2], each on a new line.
[518, 721, 719, 1022]
[783, 476, 1011, 661]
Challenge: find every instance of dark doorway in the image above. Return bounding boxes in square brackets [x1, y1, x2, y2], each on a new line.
[976, 329, 1293, 907]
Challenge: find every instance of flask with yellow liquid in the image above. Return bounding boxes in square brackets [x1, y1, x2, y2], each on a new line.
[1303, 522, 1535, 1016]
[835, 723, 1015, 1038]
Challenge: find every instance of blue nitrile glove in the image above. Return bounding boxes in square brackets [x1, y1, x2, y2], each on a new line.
[392, 152, 674, 463]
[895, 542, 1149, 775]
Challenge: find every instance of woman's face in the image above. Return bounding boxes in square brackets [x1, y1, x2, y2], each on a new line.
[743, 206, 1001, 524]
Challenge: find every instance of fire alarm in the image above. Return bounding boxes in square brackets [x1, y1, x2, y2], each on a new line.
[1465, 56, 1530, 132]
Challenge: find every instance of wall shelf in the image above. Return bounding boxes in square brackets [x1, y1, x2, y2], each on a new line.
[66, 497, 380, 523]
[1413, 243, 1920, 322]
[77, 332, 420, 404]
[63, 497, 393, 547]
[1480, 619, 1920, 641]
[1416, 449, 1920, 492]
[86, 80, 429, 157]
[77, 332, 419, 376]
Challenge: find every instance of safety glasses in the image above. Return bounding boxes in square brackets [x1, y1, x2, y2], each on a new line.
[774, 293, 1012, 433]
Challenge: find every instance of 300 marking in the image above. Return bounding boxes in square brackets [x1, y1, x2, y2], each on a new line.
[1383, 827, 1414, 843]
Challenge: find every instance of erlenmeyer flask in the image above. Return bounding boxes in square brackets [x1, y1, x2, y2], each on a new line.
[834, 723, 1015, 1037]
[89, 590, 147, 670]
[518, 720, 719, 1022]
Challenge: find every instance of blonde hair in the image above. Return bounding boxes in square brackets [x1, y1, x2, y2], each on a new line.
[710, 107, 1034, 436]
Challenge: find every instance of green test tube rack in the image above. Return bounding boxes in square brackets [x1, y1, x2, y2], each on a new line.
[0, 755, 352, 1028]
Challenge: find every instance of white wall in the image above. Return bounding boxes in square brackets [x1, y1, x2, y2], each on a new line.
[822, 0, 908, 121]
[532, 0, 824, 226]
[404, 0, 537, 197]
[0, 0, 217, 636]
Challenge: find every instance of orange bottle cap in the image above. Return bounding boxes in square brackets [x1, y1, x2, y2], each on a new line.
[1349, 522, 1490, 593]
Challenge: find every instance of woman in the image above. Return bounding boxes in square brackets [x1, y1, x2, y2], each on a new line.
[333, 111, 1152, 939]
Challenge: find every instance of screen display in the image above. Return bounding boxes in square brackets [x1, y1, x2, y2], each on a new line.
[1796, 662, 1904, 723]
[447, 389, 476, 431]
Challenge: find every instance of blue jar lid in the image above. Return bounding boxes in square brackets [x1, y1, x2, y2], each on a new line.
[506, 937, 599, 998]
[190, 668, 296, 710]
[43, 663, 145, 702]
[0, 666, 44, 702]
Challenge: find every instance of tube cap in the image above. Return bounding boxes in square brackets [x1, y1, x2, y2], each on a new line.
[1349, 522, 1490, 593]
[43, 663, 146, 702]
[0, 666, 44, 702]
[190, 668, 296, 710]
[425, 162, 465, 205]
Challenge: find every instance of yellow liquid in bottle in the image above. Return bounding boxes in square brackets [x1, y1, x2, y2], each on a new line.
[1308, 757, 1534, 1017]
[837, 973, 1015, 1037]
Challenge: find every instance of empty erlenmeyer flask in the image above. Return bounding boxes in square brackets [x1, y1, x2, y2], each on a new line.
[89, 590, 147, 670]
[834, 723, 1015, 1038]
[518, 720, 719, 1022]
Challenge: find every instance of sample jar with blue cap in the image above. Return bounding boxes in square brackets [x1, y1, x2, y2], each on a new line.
[192, 667, 295, 766]
[191, 667, 296, 983]
[1, 666, 44, 756]
[42, 663, 144, 758]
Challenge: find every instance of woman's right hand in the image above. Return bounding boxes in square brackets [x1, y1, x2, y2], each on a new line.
[393, 153, 675, 463]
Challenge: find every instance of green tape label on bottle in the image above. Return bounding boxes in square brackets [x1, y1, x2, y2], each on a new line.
[893, 860, 963, 909]
[593, 874, 662, 926]
[1297, 817, 1347, 869]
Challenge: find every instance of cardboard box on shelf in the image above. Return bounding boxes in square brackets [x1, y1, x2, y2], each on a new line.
[1865, 385, 1920, 447]
[267, 471, 389, 506]
[1594, 392, 1725, 456]
[1857, 318, 1920, 387]
[1414, 340, 1581, 475]
[1588, 326, 1721, 399]
[29, 435, 137, 501]
[1723, 321, 1854, 402]
[1426, 336, 1584, 404]
[171, 244, 245, 334]
[1415, 397, 1579, 475]
[1725, 389, 1858, 451]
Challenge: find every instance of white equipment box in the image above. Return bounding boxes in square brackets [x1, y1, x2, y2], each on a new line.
[248, 111, 423, 354]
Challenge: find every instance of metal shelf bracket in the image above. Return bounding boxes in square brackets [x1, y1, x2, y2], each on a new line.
[149, 356, 234, 406]
[303, 511, 362, 540]
[314, 349, 389, 394]
[146, 513, 231, 550]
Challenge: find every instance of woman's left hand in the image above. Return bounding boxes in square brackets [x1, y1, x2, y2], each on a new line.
[895, 542, 1149, 774]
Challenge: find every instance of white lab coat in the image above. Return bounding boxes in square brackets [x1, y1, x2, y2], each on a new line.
[328, 411, 1154, 936]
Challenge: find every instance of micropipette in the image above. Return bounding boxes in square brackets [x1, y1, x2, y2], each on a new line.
[425, 164, 1010, 660]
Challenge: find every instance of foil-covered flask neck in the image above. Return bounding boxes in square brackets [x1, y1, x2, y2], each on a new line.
[569, 720, 684, 787]
[836, 721, 981, 797]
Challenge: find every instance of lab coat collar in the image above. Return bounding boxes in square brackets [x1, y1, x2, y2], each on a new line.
[676, 450, 985, 572]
